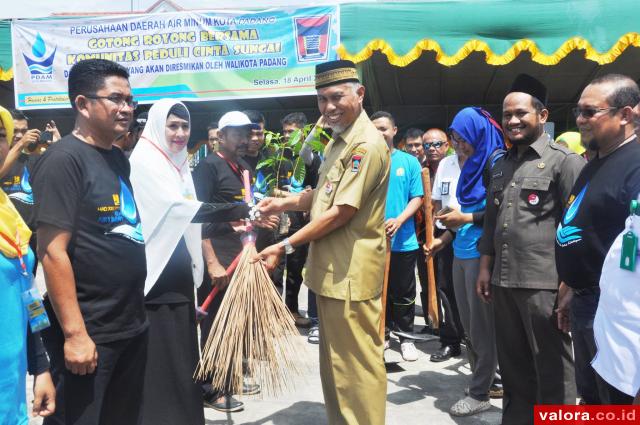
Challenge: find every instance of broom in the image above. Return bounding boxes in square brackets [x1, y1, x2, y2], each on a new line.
[195, 170, 306, 396]
[421, 168, 440, 329]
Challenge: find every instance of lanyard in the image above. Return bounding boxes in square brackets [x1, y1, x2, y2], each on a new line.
[216, 151, 245, 183]
[141, 136, 188, 179]
[0, 230, 27, 275]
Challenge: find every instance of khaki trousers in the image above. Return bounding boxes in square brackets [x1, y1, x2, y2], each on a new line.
[317, 293, 387, 425]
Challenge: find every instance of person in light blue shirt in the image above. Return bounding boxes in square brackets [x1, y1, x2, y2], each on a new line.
[371, 111, 423, 362]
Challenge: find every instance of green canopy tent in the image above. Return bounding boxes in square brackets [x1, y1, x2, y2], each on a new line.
[1, 0, 639, 137]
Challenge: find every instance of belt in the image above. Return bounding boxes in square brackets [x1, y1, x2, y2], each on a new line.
[572, 286, 600, 296]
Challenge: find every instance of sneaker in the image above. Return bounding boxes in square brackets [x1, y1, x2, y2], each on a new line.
[489, 382, 503, 399]
[449, 396, 491, 417]
[241, 381, 261, 395]
[203, 393, 244, 413]
[308, 325, 319, 344]
[401, 342, 419, 362]
[384, 339, 390, 351]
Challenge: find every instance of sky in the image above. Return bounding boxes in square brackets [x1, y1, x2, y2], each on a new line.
[1, 0, 360, 19]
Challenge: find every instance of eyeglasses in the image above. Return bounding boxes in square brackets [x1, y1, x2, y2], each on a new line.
[85, 94, 138, 110]
[424, 141, 446, 149]
[572, 106, 618, 119]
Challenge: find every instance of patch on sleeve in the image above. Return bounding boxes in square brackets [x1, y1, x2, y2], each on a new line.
[350, 147, 367, 173]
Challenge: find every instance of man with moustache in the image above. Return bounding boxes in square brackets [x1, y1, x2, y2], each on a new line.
[254, 59, 390, 425]
[556, 74, 640, 405]
[405, 128, 428, 168]
[423, 127, 450, 181]
[32, 59, 147, 425]
[476, 74, 582, 424]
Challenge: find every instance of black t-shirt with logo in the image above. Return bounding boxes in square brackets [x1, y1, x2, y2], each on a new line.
[556, 140, 640, 289]
[32, 135, 148, 344]
[193, 153, 251, 267]
[1, 152, 40, 228]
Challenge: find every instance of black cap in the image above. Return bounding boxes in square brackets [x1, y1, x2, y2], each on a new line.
[509, 74, 548, 105]
[315, 59, 360, 89]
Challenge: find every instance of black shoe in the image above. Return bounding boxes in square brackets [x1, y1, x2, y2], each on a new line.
[430, 344, 462, 362]
[203, 394, 244, 412]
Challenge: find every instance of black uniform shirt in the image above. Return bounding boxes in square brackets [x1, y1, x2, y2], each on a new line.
[479, 133, 585, 290]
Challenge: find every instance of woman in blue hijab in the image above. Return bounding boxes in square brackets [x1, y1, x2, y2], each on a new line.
[446, 107, 504, 416]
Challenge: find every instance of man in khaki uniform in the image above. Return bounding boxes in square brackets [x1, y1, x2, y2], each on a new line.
[255, 59, 390, 425]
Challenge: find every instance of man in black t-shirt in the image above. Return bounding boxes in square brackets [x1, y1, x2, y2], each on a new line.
[193, 110, 258, 412]
[556, 74, 640, 405]
[32, 59, 147, 425]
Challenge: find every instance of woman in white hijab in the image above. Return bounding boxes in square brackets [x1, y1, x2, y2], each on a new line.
[130, 99, 248, 425]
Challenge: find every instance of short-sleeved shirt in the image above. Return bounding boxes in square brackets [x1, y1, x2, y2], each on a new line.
[453, 201, 485, 259]
[432, 154, 462, 230]
[556, 138, 640, 289]
[1, 153, 40, 228]
[305, 111, 390, 301]
[32, 135, 148, 344]
[385, 149, 423, 252]
[478, 133, 585, 290]
[193, 153, 251, 266]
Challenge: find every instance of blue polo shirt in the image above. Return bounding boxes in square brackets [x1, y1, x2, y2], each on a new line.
[385, 149, 424, 252]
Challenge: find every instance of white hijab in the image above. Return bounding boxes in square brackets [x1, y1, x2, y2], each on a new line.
[129, 99, 203, 295]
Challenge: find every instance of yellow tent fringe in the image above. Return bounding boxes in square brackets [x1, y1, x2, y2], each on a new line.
[0, 67, 14, 81]
[338, 33, 640, 67]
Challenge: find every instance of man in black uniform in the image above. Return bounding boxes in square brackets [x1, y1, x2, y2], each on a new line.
[193, 110, 259, 412]
[477, 74, 583, 424]
[556, 74, 640, 405]
[33, 59, 147, 425]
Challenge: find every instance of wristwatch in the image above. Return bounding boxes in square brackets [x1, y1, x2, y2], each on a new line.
[281, 238, 295, 255]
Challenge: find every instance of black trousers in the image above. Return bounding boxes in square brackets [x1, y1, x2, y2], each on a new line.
[417, 234, 463, 346]
[493, 286, 576, 425]
[272, 242, 309, 314]
[386, 250, 418, 340]
[571, 292, 634, 405]
[42, 319, 148, 425]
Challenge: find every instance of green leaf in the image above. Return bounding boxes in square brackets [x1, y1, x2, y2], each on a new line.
[307, 139, 326, 153]
[256, 158, 275, 170]
[287, 129, 303, 147]
[292, 157, 306, 182]
[264, 132, 274, 147]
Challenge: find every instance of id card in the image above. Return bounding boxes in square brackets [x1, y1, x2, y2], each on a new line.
[21, 277, 50, 333]
[620, 230, 638, 272]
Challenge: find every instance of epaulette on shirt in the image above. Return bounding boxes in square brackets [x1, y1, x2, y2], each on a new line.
[549, 140, 576, 156]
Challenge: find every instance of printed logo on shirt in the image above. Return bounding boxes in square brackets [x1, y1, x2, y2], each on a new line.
[396, 167, 405, 177]
[4, 166, 34, 205]
[103, 177, 144, 244]
[556, 183, 588, 247]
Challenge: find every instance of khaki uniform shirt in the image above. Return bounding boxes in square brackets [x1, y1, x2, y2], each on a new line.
[478, 133, 585, 290]
[305, 111, 390, 301]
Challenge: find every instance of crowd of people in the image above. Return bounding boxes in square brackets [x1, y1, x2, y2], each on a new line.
[0, 56, 639, 425]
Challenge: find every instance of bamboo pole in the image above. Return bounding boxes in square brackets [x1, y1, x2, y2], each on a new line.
[421, 168, 439, 328]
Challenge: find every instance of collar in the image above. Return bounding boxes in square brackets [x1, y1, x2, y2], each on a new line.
[334, 110, 369, 146]
[507, 132, 550, 159]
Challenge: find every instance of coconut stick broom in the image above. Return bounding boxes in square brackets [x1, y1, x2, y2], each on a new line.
[195, 170, 306, 396]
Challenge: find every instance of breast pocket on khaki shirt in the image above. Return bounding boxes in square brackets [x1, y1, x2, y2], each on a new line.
[316, 162, 344, 212]
[520, 176, 551, 212]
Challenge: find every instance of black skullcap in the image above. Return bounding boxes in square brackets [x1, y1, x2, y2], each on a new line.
[315, 59, 360, 89]
[168, 103, 189, 121]
[509, 74, 548, 105]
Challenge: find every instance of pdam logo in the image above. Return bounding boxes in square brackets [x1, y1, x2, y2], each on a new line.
[22, 33, 56, 82]
[294, 15, 331, 63]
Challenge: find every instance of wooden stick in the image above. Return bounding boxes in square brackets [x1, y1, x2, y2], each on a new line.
[379, 238, 391, 339]
[421, 168, 440, 329]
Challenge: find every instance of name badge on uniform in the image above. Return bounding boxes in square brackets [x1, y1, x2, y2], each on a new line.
[324, 181, 333, 194]
[441, 181, 450, 195]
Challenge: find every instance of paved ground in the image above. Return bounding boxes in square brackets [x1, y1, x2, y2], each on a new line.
[29, 271, 503, 425]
